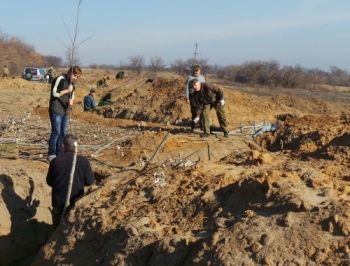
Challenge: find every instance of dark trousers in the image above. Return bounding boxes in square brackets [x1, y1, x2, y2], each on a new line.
[189, 96, 203, 130]
[52, 207, 64, 227]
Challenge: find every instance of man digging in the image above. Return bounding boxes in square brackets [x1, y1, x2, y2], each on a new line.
[190, 78, 229, 138]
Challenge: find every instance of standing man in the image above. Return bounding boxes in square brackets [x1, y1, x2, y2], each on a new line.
[3, 65, 9, 79]
[48, 66, 82, 162]
[46, 134, 94, 227]
[190, 78, 229, 138]
[83, 88, 97, 111]
[47, 66, 57, 84]
[184, 64, 206, 132]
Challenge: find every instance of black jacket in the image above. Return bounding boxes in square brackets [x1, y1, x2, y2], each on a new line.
[46, 151, 94, 207]
[49, 74, 75, 116]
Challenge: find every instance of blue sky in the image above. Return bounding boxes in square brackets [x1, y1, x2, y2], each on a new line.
[1, 0, 350, 70]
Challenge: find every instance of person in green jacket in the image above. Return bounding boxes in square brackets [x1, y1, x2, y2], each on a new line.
[3, 65, 9, 78]
[190, 78, 229, 138]
[47, 66, 57, 84]
[98, 93, 112, 106]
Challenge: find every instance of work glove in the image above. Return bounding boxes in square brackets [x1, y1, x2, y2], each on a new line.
[216, 100, 225, 110]
[193, 117, 200, 124]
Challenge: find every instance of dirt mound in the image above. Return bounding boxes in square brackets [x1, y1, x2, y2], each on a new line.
[272, 94, 346, 115]
[92, 78, 188, 126]
[83, 78, 348, 132]
[33, 146, 350, 265]
[254, 114, 350, 163]
[2, 74, 350, 265]
[0, 77, 44, 90]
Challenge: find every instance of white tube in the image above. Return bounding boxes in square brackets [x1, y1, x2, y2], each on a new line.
[62, 141, 78, 220]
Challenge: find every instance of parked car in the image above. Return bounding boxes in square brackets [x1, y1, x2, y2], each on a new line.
[22, 67, 48, 82]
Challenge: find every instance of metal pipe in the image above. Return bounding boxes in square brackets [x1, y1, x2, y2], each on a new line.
[149, 131, 171, 162]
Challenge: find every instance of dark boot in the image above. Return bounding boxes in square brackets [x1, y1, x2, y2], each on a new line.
[191, 121, 196, 132]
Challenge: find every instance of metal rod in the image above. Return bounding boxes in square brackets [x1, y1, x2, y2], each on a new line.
[207, 142, 211, 161]
[149, 131, 171, 162]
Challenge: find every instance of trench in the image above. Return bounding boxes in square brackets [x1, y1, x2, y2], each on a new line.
[0, 169, 106, 266]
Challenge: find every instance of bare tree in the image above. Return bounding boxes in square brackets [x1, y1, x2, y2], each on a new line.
[228, 60, 281, 87]
[184, 58, 195, 75]
[256, 60, 280, 87]
[149, 55, 166, 77]
[327, 66, 349, 86]
[307, 68, 325, 89]
[60, 0, 96, 221]
[220, 65, 238, 81]
[64, 50, 80, 66]
[197, 58, 210, 76]
[264, 60, 280, 87]
[60, 0, 94, 67]
[234, 62, 250, 83]
[216, 69, 226, 79]
[128, 55, 145, 76]
[170, 58, 188, 77]
[280, 64, 306, 88]
[43, 55, 63, 67]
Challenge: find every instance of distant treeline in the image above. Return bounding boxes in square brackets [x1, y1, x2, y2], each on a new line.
[0, 31, 62, 75]
[213, 60, 350, 89]
[1, 31, 349, 89]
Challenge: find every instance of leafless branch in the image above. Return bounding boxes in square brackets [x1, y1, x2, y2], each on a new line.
[60, 0, 94, 66]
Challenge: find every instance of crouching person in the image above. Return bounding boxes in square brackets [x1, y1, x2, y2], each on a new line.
[46, 134, 94, 227]
[98, 93, 112, 107]
[191, 78, 229, 138]
[84, 88, 97, 111]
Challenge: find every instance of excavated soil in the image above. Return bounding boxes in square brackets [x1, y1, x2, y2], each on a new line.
[2, 72, 350, 265]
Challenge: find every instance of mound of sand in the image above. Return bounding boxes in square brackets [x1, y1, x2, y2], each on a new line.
[1, 74, 350, 265]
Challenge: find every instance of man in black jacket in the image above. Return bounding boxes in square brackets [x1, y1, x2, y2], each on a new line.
[46, 134, 94, 227]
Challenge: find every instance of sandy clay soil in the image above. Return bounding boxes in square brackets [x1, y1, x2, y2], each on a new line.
[2, 72, 350, 265]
